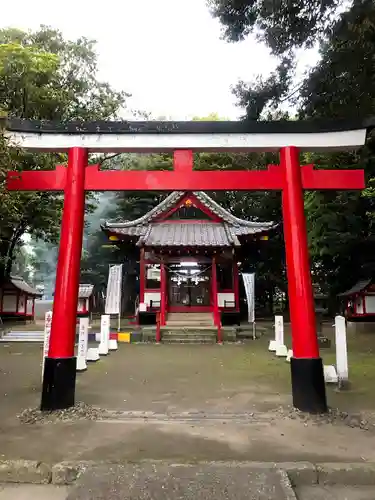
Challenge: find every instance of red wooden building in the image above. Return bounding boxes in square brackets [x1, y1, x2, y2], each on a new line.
[0, 276, 42, 321]
[102, 191, 272, 326]
[339, 279, 375, 321]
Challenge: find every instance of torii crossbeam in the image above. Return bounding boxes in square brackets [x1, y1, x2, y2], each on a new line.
[4, 118, 370, 414]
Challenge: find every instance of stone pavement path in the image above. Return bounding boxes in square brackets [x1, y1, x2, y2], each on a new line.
[295, 485, 375, 500]
[1, 466, 375, 499]
[66, 463, 297, 499]
[0, 484, 69, 499]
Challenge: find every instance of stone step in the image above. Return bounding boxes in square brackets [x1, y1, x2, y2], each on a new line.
[5, 331, 44, 336]
[166, 321, 215, 328]
[0, 331, 45, 342]
[0, 338, 44, 342]
[167, 313, 214, 321]
[164, 323, 215, 329]
[163, 337, 217, 344]
[162, 332, 217, 339]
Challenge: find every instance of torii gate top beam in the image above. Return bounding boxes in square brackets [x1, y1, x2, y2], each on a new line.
[3, 117, 374, 153]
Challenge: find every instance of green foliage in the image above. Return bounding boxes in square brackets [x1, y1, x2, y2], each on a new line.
[209, 0, 375, 306]
[207, 0, 338, 54]
[0, 26, 128, 282]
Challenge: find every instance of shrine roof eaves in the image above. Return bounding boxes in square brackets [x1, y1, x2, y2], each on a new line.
[337, 279, 372, 297]
[7, 276, 42, 296]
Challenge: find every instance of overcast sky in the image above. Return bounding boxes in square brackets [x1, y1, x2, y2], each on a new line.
[1, 0, 319, 120]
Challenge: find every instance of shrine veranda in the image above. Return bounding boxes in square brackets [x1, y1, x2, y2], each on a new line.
[4, 117, 371, 413]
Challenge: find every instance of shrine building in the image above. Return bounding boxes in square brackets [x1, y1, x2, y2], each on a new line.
[102, 191, 273, 327]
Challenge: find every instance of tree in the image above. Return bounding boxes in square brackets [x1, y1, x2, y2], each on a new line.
[207, 0, 338, 54]
[211, 0, 375, 306]
[0, 26, 128, 282]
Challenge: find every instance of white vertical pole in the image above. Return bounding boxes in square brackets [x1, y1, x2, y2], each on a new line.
[41, 310, 52, 381]
[76, 317, 89, 371]
[268, 315, 278, 351]
[275, 315, 287, 357]
[335, 315, 349, 387]
[98, 314, 110, 355]
[275, 315, 284, 346]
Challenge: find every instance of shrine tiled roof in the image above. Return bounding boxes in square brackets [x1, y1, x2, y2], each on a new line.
[102, 191, 273, 247]
[338, 279, 372, 297]
[9, 276, 42, 296]
[139, 223, 239, 247]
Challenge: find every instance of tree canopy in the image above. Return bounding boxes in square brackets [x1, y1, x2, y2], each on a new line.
[0, 26, 128, 282]
[209, 0, 375, 305]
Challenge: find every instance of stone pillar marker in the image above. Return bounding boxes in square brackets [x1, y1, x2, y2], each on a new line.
[76, 317, 89, 371]
[268, 317, 278, 352]
[275, 315, 288, 356]
[42, 311, 52, 380]
[269, 315, 286, 353]
[335, 315, 349, 388]
[98, 315, 110, 356]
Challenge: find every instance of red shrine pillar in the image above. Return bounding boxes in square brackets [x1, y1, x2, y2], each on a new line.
[211, 255, 221, 341]
[41, 147, 87, 411]
[160, 262, 167, 326]
[281, 146, 327, 413]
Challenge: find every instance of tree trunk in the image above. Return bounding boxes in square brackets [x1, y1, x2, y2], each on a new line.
[4, 224, 27, 277]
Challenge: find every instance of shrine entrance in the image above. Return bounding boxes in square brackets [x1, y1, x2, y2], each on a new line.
[168, 260, 211, 311]
[5, 117, 369, 415]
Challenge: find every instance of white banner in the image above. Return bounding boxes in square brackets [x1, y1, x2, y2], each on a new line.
[105, 264, 123, 314]
[242, 273, 255, 323]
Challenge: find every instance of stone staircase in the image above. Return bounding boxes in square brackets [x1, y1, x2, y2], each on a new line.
[161, 313, 236, 344]
[0, 330, 44, 342]
[166, 312, 215, 327]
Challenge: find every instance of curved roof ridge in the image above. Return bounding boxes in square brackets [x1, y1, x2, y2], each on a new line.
[104, 190, 274, 229]
[194, 191, 274, 227]
[104, 191, 184, 228]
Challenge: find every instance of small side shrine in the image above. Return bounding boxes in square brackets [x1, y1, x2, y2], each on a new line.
[102, 191, 273, 326]
[338, 279, 375, 321]
[77, 284, 94, 317]
[0, 276, 42, 321]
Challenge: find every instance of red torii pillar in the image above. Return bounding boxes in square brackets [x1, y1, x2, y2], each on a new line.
[7, 147, 364, 413]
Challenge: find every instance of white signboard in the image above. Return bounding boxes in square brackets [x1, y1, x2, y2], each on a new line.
[242, 273, 255, 323]
[77, 317, 89, 371]
[105, 264, 123, 315]
[42, 311, 52, 379]
[98, 314, 110, 356]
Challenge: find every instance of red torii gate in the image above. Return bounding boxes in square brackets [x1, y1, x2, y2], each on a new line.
[5, 118, 368, 414]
